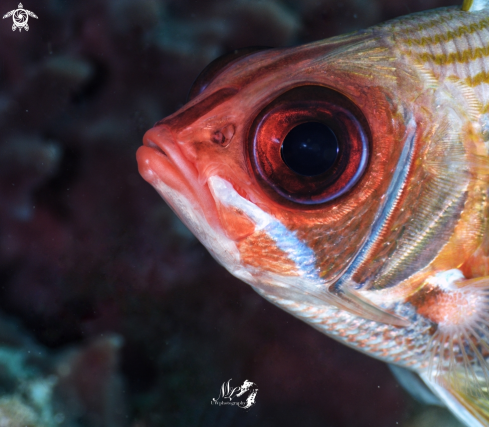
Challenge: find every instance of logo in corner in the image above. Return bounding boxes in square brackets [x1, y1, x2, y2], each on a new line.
[3, 3, 37, 32]
[211, 379, 258, 409]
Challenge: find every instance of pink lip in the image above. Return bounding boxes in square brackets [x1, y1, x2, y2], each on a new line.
[137, 125, 222, 231]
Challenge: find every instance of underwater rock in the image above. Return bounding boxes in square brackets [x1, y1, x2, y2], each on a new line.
[0, 397, 40, 427]
[2, 56, 93, 130]
[0, 136, 60, 220]
[0, 314, 126, 427]
[108, 0, 162, 34]
[54, 335, 126, 427]
[213, 0, 300, 48]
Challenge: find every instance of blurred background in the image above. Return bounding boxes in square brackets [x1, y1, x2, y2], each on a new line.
[0, 0, 465, 426]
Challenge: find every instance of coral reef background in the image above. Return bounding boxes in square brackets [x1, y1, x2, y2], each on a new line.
[0, 0, 464, 426]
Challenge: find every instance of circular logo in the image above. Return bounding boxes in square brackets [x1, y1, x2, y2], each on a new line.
[13, 9, 27, 27]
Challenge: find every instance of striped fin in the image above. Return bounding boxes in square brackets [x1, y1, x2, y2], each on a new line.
[462, 0, 489, 12]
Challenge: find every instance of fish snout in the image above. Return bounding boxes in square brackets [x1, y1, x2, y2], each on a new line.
[137, 125, 194, 193]
[142, 125, 176, 161]
[138, 125, 223, 231]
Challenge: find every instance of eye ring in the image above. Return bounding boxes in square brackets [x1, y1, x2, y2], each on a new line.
[247, 85, 370, 207]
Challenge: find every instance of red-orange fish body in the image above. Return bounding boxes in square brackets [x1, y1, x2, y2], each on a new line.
[137, 2, 489, 425]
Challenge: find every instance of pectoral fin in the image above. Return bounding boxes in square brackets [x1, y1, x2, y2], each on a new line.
[330, 283, 410, 327]
[418, 273, 489, 426]
[253, 277, 410, 327]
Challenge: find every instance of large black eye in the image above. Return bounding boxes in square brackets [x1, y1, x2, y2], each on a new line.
[187, 47, 271, 102]
[248, 85, 369, 206]
[281, 122, 339, 176]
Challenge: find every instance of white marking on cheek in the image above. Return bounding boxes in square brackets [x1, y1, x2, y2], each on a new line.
[153, 179, 253, 283]
[208, 176, 319, 280]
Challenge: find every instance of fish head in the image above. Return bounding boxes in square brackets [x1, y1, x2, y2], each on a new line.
[137, 29, 481, 304]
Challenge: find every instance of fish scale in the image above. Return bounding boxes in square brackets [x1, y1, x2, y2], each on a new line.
[385, 7, 489, 109]
[263, 291, 432, 368]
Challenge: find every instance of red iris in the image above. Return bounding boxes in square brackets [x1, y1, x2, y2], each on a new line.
[248, 85, 369, 207]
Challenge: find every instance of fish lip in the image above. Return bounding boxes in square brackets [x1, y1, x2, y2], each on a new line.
[140, 126, 260, 244]
[142, 126, 175, 161]
[143, 138, 168, 158]
[141, 120, 265, 236]
[139, 125, 224, 233]
[142, 125, 190, 177]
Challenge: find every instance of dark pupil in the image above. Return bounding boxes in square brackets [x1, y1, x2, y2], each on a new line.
[280, 122, 339, 176]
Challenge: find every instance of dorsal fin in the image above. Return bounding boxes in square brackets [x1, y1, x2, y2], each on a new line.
[462, 0, 489, 12]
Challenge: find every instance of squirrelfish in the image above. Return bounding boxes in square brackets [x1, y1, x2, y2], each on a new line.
[137, 1, 489, 425]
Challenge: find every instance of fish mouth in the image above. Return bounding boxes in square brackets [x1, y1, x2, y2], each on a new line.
[145, 138, 167, 157]
[137, 125, 222, 233]
[137, 126, 249, 275]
